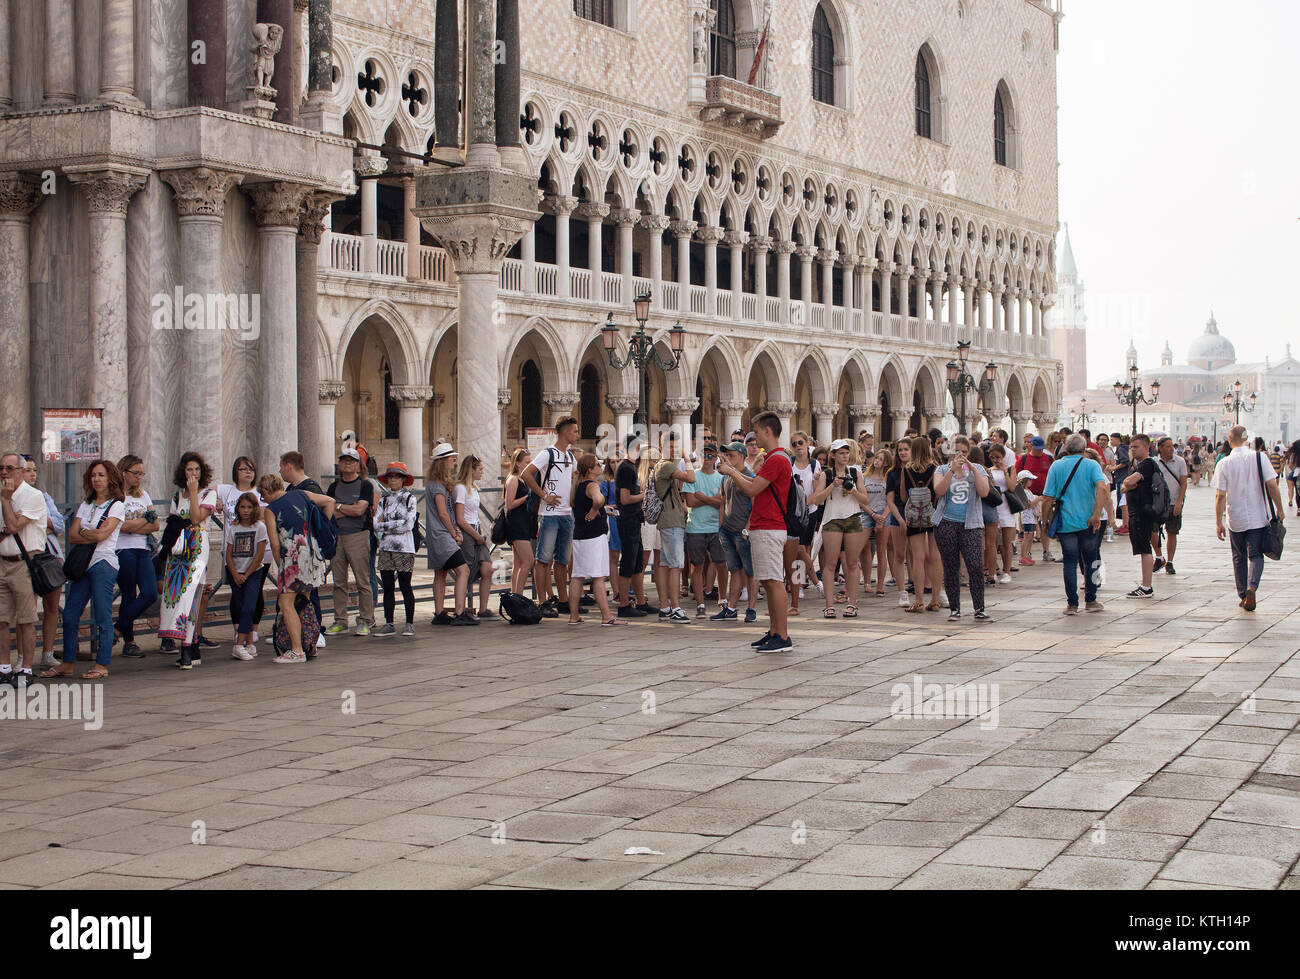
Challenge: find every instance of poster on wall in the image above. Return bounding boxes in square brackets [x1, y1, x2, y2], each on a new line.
[41, 409, 103, 462]
[525, 429, 552, 457]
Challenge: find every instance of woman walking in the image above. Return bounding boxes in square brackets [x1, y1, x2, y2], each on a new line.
[114, 455, 160, 658]
[426, 444, 477, 626]
[41, 460, 124, 680]
[23, 457, 65, 669]
[158, 452, 218, 670]
[861, 448, 891, 596]
[455, 455, 495, 618]
[372, 462, 418, 637]
[787, 432, 819, 612]
[258, 474, 336, 663]
[568, 454, 624, 626]
[808, 439, 868, 618]
[932, 436, 992, 622]
[1284, 440, 1300, 510]
[504, 448, 536, 596]
[226, 492, 269, 660]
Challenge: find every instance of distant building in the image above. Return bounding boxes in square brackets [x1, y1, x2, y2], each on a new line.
[1050, 222, 1087, 394]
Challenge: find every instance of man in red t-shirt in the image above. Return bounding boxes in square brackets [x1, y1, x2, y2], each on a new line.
[717, 410, 792, 652]
[1021, 436, 1055, 561]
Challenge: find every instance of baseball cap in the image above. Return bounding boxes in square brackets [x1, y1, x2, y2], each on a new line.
[1031, 436, 1046, 449]
[829, 438, 852, 452]
[338, 448, 361, 462]
[1016, 469, 1035, 482]
[724, 441, 746, 455]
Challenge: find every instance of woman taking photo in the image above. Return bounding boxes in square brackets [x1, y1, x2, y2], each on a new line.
[503, 448, 536, 596]
[455, 455, 495, 619]
[372, 461, 418, 637]
[932, 435, 992, 622]
[113, 455, 160, 659]
[158, 452, 218, 670]
[258, 473, 336, 663]
[808, 439, 868, 618]
[568, 454, 625, 626]
[426, 443, 476, 626]
[861, 448, 891, 597]
[41, 459, 124, 680]
[985, 444, 1017, 585]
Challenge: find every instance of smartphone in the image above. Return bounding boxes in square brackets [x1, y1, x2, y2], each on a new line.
[604, 505, 619, 517]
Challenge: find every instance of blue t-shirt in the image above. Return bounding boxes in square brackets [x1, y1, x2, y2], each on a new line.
[683, 471, 724, 534]
[1042, 455, 1105, 533]
[940, 467, 974, 524]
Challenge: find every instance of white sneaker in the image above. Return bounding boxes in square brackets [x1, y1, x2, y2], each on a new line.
[898, 593, 911, 608]
[231, 644, 254, 661]
[251, 630, 259, 644]
[273, 650, 307, 663]
[939, 593, 950, 608]
[997, 574, 1012, 584]
[740, 588, 749, 602]
[815, 580, 824, 596]
[316, 634, 326, 649]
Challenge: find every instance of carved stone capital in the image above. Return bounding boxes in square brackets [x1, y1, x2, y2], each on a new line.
[697, 225, 725, 245]
[664, 398, 701, 415]
[0, 173, 43, 216]
[890, 408, 913, 422]
[419, 213, 534, 275]
[849, 403, 880, 420]
[298, 190, 343, 244]
[766, 401, 798, 415]
[605, 394, 640, 413]
[389, 384, 434, 407]
[669, 219, 698, 239]
[161, 167, 243, 218]
[812, 402, 840, 416]
[498, 389, 513, 408]
[352, 153, 388, 178]
[838, 252, 857, 269]
[775, 240, 798, 256]
[817, 248, 838, 266]
[543, 391, 580, 412]
[923, 405, 946, 420]
[638, 213, 672, 234]
[542, 194, 579, 218]
[319, 380, 347, 405]
[1008, 411, 1032, 423]
[748, 234, 773, 253]
[574, 201, 610, 222]
[246, 181, 313, 228]
[64, 166, 149, 215]
[724, 229, 750, 249]
[795, 244, 817, 262]
[720, 399, 750, 413]
[610, 207, 641, 228]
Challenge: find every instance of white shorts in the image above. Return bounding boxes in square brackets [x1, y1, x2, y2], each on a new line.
[571, 535, 609, 580]
[749, 529, 787, 583]
[641, 521, 661, 552]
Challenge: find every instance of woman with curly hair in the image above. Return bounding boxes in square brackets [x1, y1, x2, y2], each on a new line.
[158, 452, 218, 670]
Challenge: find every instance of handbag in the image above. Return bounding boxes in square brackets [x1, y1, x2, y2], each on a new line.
[490, 505, 508, 546]
[1005, 484, 1029, 515]
[14, 534, 66, 597]
[1258, 452, 1286, 560]
[62, 503, 112, 581]
[1047, 458, 1085, 540]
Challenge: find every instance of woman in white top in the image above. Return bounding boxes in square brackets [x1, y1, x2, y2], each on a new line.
[808, 439, 870, 618]
[455, 455, 494, 618]
[23, 456, 65, 669]
[985, 444, 1017, 584]
[41, 459, 125, 680]
[113, 454, 161, 659]
[159, 452, 219, 670]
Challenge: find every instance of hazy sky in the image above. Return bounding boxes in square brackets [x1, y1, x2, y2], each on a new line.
[1058, 0, 1300, 387]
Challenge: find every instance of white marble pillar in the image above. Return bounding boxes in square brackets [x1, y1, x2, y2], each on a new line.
[671, 220, 696, 312]
[750, 236, 770, 321]
[977, 279, 988, 330]
[1009, 411, 1031, 445]
[891, 407, 913, 436]
[963, 277, 975, 329]
[917, 272, 929, 324]
[44, 0, 76, 105]
[296, 192, 337, 475]
[65, 166, 148, 458]
[549, 195, 577, 299]
[403, 175, 421, 282]
[990, 285, 1003, 332]
[721, 399, 748, 438]
[161, 168, 242, 473]
[797, 246, 815, 324]
[640, 214, 669, 311]
[818, 249, 835, 312]
[576, 201, 608, 279]
[841, 253, 855, 320]
[813, 404, 837, 447]
[880, 263, 893, 319]
[390, 385, 433, 469]
[521, 223, 536, 293]
[1021, 291, 1032, 336]
[899, 265, 912, 320]
[612, 207, 639, 304]
[356, 154, 386, 274]
[775, 240, 794, 323]
[98, 0, 139, 103]
[1040, 296, 1055, 340]
[666, 398, 700, 445]
[606, 395, 639, 445]
[318, 381, 346, 464]
[948, 275, 960, 327]
[700, 225, 723, 312]
[931, 275, 944, 325]
[543, 392, 580, 428]
[0, 176, 42, 449]
[248, 182, 311, 465]
[353, 390, 372, 444]
[726, 230, 747, 319]
[766, 401, 798, 448]
[850, 406, 880, 439]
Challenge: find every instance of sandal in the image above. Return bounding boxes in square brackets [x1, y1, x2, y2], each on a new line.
[905, 602, 925, 613]
[844, 605, 858, 618]
[789, 607, 800, 616]
[601, 618, 627, 626]
[39, 665, 75, 679]
[567, 618, 584, 625]
[823, 606, 837, 618]
[926, 600, 940, 612]
[82, 666, 108, 679]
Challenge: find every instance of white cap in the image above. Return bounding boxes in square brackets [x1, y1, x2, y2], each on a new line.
[1016, 469, 1035, 482]
[829, 438, 852, 452]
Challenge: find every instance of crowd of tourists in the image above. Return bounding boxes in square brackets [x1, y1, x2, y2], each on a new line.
[0, 419, 1292, 679]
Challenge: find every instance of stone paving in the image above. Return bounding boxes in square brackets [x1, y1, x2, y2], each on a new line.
[2, 485, 1298, 890]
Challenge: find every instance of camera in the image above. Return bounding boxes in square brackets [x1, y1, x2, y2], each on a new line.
[840, 473, 856, 493]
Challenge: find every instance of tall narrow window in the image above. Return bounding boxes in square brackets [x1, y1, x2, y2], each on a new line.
[579, 364, 602, 439]
[573, 0, 614, 28]
[811, 5, 835, 105]
[993, 88, 1007, 166]
[382, 362, 400, 440]
[710, 0, 736, 78]
[915, 51, 931, 138]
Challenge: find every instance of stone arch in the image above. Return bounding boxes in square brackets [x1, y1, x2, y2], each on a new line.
[1031, 372, 1053, 417]
[696, 334, 744, 404]
[335, 300, 419, 384]
[1004, 369, 1030, 418]
[746, 340, 793, 404]
[501, 315, 569, 393]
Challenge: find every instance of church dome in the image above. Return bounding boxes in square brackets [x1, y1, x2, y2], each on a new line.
[1188, 312, 1235, 365]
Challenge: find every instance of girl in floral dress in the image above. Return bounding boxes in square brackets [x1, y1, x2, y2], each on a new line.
[257, 473, 336, 663]
[158, 452, 218, 670]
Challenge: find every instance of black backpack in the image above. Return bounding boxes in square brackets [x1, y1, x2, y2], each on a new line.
[498, 591, 543, 625]
[767, 459, 808, 538]
[1147, 460, 1174, 521]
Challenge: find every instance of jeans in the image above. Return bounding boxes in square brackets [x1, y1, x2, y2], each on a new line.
[1229, 527, 1265, 597]
[536, 514, 574, 565]
[1058, 528, 1101, 607]
[229, 565, 268, 634]
[114, 547, 157, 642]
[63, 560, 117, 666]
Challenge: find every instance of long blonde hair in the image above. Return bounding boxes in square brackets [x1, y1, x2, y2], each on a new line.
[427, 455, 456, 486]
[868, 448, 892, 478]
[456, 455, 480, 490]
[508, 448, 529, 477]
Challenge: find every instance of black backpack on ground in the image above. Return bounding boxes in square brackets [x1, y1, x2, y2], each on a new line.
[499, 591, 543, 625]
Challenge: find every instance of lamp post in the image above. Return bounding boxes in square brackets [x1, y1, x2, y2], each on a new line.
[1221, 378, 1256, 426]
[601, 290, 686, 431]
[945, 340, 997, 436]
[1072, 397, 1093, 432]
[1112, 363, 1159, 437]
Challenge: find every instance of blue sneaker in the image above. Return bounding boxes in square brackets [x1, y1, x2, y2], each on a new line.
[744, 608, 757, 623]
[756, 635, 793, 653]
[709, 606, 738, 621]
[749, 631, 772, 648]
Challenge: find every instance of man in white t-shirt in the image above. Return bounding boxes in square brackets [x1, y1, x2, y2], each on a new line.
[1213, 425, 1284, 611]
[1150, 437, 1188, 576]
[520, 416, 579, 613]
[0, 451, 50, 685]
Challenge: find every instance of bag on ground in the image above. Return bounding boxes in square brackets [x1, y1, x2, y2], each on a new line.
[498, 591, 543, 624]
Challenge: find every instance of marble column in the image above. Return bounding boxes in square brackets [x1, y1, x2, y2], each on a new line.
[670, 220, 695, 312]
[353, 390, 372, 443]
[543, 392, 580, 428]
[390, 385, 433, 469]
[665, 398, 700, 445]
[161, 167, 244, 474]
[775, 240, 795, 323]
[0, 1, 11, 109]
[850, 405, 880, 438]
[187, 0, 225, 107]
[606, 394, 639, 444]
[576, 201, 609, 277]
[898, 265, 911, 320]
[725, 229, 746, 319]
[248, 182, 311, 465]
[750, 235, 770, 321]
[720, 399, 748, 439]
[98, 0, 138, 103]
[977, 279, 988, 330]
[1021, 290, 1032, 337]
[495, 0, 525, 172]
[0, 175, 43, 450]
[818, 250, 835, 313]
[930, 274, 944, 325]
[548, 195, 577, 299]
[65, 166, 149, 458]
[891, 407, 913, 435]
[1008, 411, 1031, 445]
[766, 401, 798, 448]
[355, 153, 387, 273]
[520, 222, 536, 293]
[840, 253, 855, 322]
[433, 0, 460, 160]
[403, 175, 421, 281]
[318, 381, 346, 463]
[915, 270, 928, 324]
[880, 262, 893, 320]
[699, 225, 723, 312]
[612, 208, 639, 304]
[813, 404, 838, 446]
[44, 0, 76, 105]
[990, 285, 1003, 332]
[301, 0, 339, 130]
[640, 214, 670, 311]
[797, 245, 815, 325]
[1040, 296, 1055, 341]
[465, 0, 499, 166]
[948, 275, 960, 327]
[296, 192, 338, 474]
[962, 277, 975, 329]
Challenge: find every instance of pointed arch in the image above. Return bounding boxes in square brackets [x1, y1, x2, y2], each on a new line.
[335, 299, 420, 384]
[501, 315, 569, 392]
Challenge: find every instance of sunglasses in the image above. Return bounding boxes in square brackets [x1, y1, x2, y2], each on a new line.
[792, 440, 806, 447]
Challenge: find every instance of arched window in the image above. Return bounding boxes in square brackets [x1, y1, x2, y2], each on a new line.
[573, 0, 614, 27]
[520, 360, 542, 431]
[915, 51, 932, 138]
[580, 364, 602, 439]
[710, 0, 736, 78]
[811, 4, 835, 106]
[993, 88, 1007, 165]
[382, 361, 400, 440]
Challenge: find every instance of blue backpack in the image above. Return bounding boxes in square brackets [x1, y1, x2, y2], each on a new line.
[307, 500, 338, 561]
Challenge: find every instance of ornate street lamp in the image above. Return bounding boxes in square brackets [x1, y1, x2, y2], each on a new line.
[1072, 397, 1093, 431]
[1113, 362, 1159, 437]
[1221, 378, 1256, 425]
[602, 290, 685, 430]
[945, 339, 997, 435]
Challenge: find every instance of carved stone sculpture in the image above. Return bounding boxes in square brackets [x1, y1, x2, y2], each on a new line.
[250, 23, 284, 90]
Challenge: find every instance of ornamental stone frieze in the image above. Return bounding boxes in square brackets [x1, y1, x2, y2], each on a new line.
[318, 381, 347, 404]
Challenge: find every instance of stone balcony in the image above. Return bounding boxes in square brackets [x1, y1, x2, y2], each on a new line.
[697, 76, 782, 139]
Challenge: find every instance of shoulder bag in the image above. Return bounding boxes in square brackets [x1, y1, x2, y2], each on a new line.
[1258, 452, 1286, 560]
[62, 503, 112, 581]
[1046, 458, 1084, 540]
[14, 533, 66, 597]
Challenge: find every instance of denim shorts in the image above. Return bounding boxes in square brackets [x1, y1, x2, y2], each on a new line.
[659, 526, 685, 569]
[536, 514, 574, 565]
[718, 527, 754, 577]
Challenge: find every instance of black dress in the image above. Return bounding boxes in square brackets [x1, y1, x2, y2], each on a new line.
[504, 477, 535, 543]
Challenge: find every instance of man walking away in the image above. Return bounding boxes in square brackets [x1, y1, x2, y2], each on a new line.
[1150, 436, 1188, 575]
[1213, 425, 1285, 611]
[1120, 434, 1159, 599]
[1037, 435, 1108, 614]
